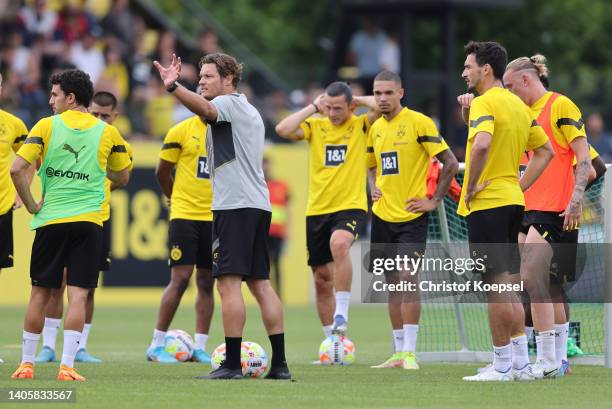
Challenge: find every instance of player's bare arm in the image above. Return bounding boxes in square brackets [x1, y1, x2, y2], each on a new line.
[406, 149, 459, 213]
[275, 94, 324, 140]
[351, 95, 382, 124]
[367, 167, 381, 202]
[155, 158, 175, 200]
[153, 54, 219, 123]
[457, 93, 474, 125]
[561, 137, 591, 230]
[463, 131, 492, 211]
[10, 155, 43, 214]
[107, 166, 130, 188]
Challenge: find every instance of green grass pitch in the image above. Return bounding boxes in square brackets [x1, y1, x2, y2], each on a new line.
[1, 305, 611, 409]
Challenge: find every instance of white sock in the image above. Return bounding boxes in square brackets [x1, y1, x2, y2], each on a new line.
[60, 330, 81, 368]
[322, 325, 333, 339]
[80, 323, 92, 351]
[42, 317, 61, 351]
[402, 324, 418, 353]
[525, 326, 534, 342]
[539, 330, 556, 366]
[334, 291, 350, 321]
[392, 329, 404, 353]
[493, 343, 512, 373]
[535, 333, 542, 360]
[194, 333, 208, 351]
[555, 323, 569, 367]
[151, 329, 166, 349]
[22, 331, 40, 364]
[511, 334, 530, 369]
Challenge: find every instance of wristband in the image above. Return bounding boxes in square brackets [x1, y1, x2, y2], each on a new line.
[311, 103, 319, 113]
[166, 82, 179, 93]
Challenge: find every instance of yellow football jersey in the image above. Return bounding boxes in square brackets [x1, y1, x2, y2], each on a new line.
[159, 116, 212, 221]
[367, 108, 449, 223]
[299, 114, 369, 216]
[0, 109, 28, 215]
[457, 87, 549, 216]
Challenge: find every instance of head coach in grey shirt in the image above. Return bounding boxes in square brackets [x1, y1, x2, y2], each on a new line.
[154, 53, 290, 380]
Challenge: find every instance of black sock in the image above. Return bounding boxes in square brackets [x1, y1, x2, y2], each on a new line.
[224, 337, 242, 370]
[269, 333, 287, 368]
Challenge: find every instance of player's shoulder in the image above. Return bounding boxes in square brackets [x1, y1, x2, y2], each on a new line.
[0, 109, 26, 128]
[406, 108, 436, 126]
[171, 115, 203, 133]
[550, 92, 580, 112]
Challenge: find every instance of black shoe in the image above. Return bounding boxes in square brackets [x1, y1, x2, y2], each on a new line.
[265, 365, 292, 380]
[195, 366, 243, 380]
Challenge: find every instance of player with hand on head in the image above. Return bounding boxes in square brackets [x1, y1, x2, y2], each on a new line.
[275, 81, 380, 351]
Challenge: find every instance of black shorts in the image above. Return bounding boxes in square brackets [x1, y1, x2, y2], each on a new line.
[520, 211, 564, 243]
[369, 213, 428, 274]
[30, 222, 103, 289]
[467, 205, 524, 274]
[0, 210, 13, 268]
[212, 208, 270, 279]
[521, 211, 579, 284]
[306, 209, 366, 267]
[99, 220, 111, 271]
[168, 219, 213, 269]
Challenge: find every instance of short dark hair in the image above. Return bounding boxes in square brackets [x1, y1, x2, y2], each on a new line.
[464, 41, 508, 80]
[325, 81, 352, 103]
[49, 69, 94, 107]
[374, 70, 402, 85]
[92, 91, 117, 110]
[199, 53, 243, 88]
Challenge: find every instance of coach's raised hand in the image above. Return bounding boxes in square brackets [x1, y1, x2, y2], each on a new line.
[153, 54, 182, 89]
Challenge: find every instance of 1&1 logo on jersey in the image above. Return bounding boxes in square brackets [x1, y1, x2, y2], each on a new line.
[325, 144, 347, 167]
[196, 156, 210, 179]
[381, 151, 399, 175]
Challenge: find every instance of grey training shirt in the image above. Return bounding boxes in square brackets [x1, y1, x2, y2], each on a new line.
[206, 93, 271, 212]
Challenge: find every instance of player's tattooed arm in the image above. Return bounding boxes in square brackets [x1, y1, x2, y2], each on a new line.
[406, 149, 458, 213]
[562, 137, 592, 230]
[275, 94, 324, 140]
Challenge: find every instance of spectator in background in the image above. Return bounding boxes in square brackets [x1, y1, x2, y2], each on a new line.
[379, 31, 400, 73]
[54, 0, 95, 45]
[100, 0, 136, 58]
[144, 75, 176, 139]
[189, 28, 221, 66]
[98, 45, 129, 102]
[69, 28, 105, 84]
[263, 156, 290, 299]
[586, 113, 612, 162]
[149, 31, 177, 69]
[347, 18, 387, 90]
[17, 0, 58, 44]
